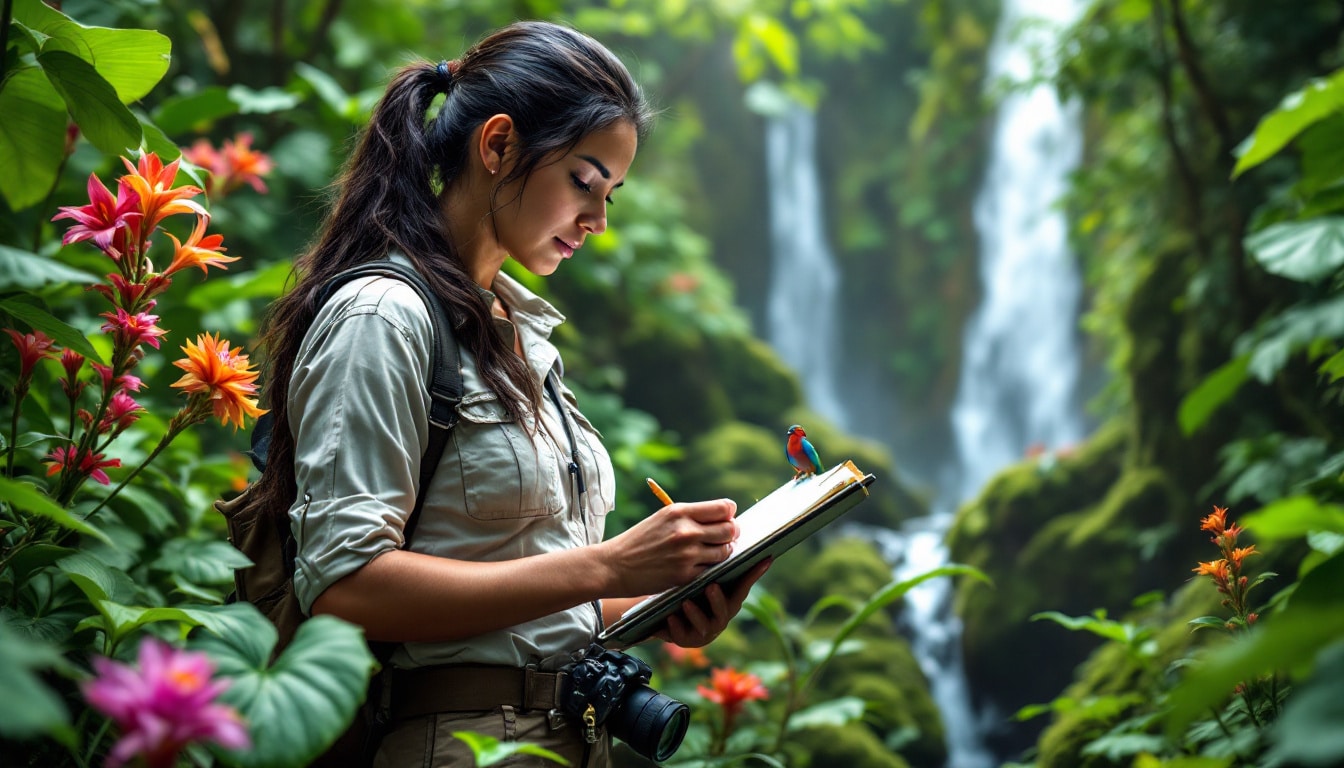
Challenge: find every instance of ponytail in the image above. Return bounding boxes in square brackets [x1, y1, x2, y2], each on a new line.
[253, 61, 540, 520]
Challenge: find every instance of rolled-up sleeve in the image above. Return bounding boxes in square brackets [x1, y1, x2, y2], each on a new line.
[287, 281, 432, 613]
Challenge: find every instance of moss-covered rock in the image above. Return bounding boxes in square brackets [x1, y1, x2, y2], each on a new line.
[784, 722, 913, 768]
[706, 332, 804, 430]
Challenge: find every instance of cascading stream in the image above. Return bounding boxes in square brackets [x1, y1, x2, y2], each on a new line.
[762, 1, 1087, 765]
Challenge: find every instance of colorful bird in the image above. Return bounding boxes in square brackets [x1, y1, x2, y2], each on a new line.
[785, 424, 823, 479]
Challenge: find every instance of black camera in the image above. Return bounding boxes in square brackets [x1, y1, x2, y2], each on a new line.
[560, 644, 689, 762]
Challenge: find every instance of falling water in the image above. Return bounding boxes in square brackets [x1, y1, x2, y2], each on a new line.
[761, 1, 1086, 761]
[765, 105, 848, 429]
[882, 0, 1089, 765]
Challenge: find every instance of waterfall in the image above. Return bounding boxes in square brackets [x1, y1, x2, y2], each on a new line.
[765, 105, 848, 430]
[884, 0, 1090, 766]
[761, 0, 1086, 761]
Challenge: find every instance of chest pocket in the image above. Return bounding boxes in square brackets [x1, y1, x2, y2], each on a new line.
[453, 391, 564, 520]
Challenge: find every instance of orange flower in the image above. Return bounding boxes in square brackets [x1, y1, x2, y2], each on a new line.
[1199, 506, 1227, 535]
[121, 153, 206, 231]
[163, 215, 237, 276]
[170, 333, 266, 430]
[1193, 559, 1230, 582]
[1230, 545, 1258, 568]
[696, 667, 768, 720]
[664, 643, 710, 668]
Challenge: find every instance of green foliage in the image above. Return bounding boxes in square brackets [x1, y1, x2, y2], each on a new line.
[0, 0, 171, 209]
[194, 606, 376, 768]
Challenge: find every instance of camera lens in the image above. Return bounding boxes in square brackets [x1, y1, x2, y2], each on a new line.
[609, 685, 690, 762]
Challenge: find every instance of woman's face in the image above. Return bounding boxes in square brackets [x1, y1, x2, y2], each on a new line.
[493, 120, 637, 277]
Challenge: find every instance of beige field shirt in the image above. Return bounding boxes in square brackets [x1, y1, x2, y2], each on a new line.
[286, 265, 616, 669]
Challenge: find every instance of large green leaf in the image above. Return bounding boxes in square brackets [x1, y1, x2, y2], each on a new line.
[152, 538, 254, 586]
[1178, 355, 1249, 436]
[1233, 67, 1344, 178]
[1243, 496, 1344, 540]
[0, 622, 73, 743]
[38, 50, 142, 157]
[0, 477, 113, 545]
[1244, 294, 1344, 382]
[1244, 217, 1344, 283]
[153, 86, 240, 136]
[0, 66, 68, 210]
[14, 0, 171, 104]
[785, 696, 866, 731]
[194, 607, 376, 768]
[58, 552, 138, 603]
[0, 245, 101, 290]
[1266, 640, 1344, 766]
[0, 297, 104, 362]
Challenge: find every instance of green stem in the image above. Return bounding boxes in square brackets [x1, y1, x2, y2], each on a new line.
[1209, 707, 1249, 764]
[82, 420, 187, 522]
[6, 382, 25, 478]
[81, 717, 111, 768]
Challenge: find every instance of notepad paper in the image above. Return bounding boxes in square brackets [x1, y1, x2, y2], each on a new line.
[605, 460, 873, 641]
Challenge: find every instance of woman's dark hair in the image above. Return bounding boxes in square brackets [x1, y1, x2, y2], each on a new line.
[253, 20, 652, 518]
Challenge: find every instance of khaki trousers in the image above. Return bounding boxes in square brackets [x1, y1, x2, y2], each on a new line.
[373, 706, 611, 768]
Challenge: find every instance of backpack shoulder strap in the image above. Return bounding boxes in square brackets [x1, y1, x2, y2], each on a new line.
[314, 258, 462, 544]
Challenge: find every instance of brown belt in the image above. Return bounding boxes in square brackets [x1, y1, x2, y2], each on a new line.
[388, 665, 566, 720]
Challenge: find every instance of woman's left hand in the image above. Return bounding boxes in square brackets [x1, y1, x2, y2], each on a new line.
[655, 558, 771, 648]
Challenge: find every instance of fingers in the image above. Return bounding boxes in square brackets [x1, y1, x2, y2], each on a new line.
[681, 498, 737, 524]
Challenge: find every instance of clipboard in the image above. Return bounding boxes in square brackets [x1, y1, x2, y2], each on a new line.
[599, 460, 877, 646]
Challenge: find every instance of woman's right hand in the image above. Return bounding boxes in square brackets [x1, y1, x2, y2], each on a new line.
[597, 498, 740, 597]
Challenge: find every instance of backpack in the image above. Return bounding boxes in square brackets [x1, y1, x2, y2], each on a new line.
[214, 258, 462, 767]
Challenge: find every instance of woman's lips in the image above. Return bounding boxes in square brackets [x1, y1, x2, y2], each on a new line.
[555, 237, 578, 258]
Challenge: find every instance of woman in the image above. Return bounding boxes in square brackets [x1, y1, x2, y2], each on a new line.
[253, 20, 768, 767]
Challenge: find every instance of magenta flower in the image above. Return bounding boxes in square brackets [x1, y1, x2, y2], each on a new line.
[90, 273, 167, 313]
[100, 308, 167, 350]
[51, 173, 142, 257]
[100, 391, 144, 434]
[91, 363, 144, 395]
[45, 446, 122, 485]
[83, 637, 250, 768]
[5, 328, 57, 381]
[59, 348, 87, 399]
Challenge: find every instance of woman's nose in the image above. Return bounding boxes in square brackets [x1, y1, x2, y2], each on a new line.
[579, 202, 607, 235]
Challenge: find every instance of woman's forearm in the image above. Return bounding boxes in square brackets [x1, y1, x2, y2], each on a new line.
[311, 544, 619, 643]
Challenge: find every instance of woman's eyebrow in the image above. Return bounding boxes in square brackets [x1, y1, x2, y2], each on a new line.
[578, 154, 610, 179]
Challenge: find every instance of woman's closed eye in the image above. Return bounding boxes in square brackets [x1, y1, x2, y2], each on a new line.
[571, 173, 614, 205]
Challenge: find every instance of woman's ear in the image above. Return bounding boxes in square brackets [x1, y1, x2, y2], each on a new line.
[477, 114, 515, 176]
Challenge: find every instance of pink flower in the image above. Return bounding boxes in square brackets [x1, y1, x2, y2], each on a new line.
[183, 133, 274, 196]
[83, 637, 250, 768]
[100, 308, 167, 350]
[52, 174, 142, 257]
[100, 391, 144, 434]
[4, 328, 57, 381]
[44, 446, 121, 485]
[59, 348, 86, 399]
[89, 273, 168, 312]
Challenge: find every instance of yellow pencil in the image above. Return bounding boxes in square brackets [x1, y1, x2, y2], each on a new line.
[646, 477, 674, 507]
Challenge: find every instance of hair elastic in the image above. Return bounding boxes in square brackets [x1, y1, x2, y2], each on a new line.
[435, 60, 454, 92]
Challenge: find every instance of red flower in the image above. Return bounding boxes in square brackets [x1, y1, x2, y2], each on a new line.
[5, 328, 57, 381]
[45, 446, 122, 485]
[697, 667, 769, 721]
[183, 133, 274, 196]
[90, 273, 170, 312]
[52, 174, 142, 257]
[100, 308, 167, 351]
[59, 349, 86, 399]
